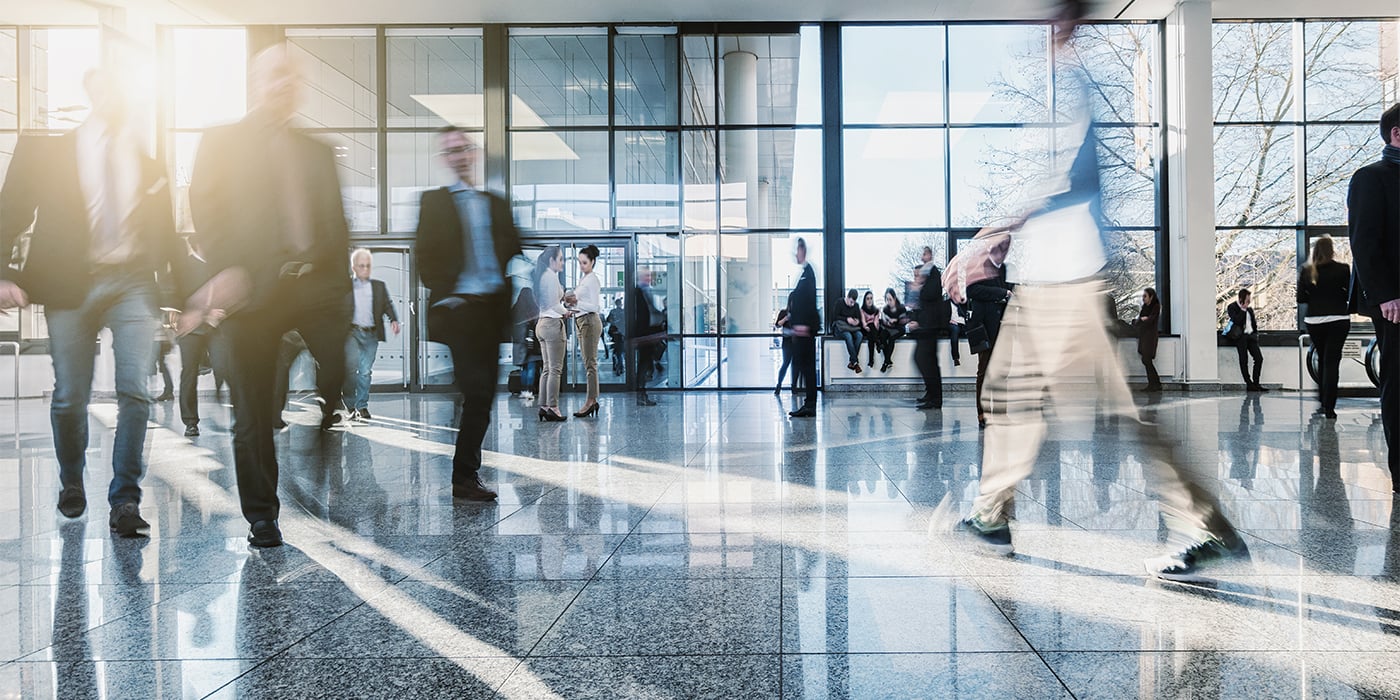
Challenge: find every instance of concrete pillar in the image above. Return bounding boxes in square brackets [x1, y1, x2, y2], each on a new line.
[721, 47, 772, 333]
[1165, 0, 1219, 384]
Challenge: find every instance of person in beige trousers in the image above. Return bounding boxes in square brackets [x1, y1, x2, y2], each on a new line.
[534, 245, 570, 422]
[568, 244, 603, 418]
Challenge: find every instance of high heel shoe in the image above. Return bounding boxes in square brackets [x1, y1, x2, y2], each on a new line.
[538, 408, 567, 422]
[573, 403, 600, 418]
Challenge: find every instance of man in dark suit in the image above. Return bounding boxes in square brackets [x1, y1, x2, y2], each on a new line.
[416, 126, 522, 502]
[1348, 102, 1400, 489]
[179, 45, 353, 547]
[0, 67, 178, 536]
[631, 270, 666, 406]
[908, 263, 949, 410]
[787, 238, 820, 418]
[1225, 288, 1266, 392]
[344, 248, 400, 420]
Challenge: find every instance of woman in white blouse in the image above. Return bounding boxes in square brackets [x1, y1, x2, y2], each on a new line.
[534, 246, 571, 422]
[568, 245, 603, 417]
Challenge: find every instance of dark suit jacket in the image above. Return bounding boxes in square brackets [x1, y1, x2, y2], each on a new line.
[630, 283, 666, 345]
[1136, 301, 1161, 359]
[0, 132, 179, 309]
[190, 117, 351, 313]
[349, 278, 398, 342]
[1226, 302, 1259, 337]
[914, 266, 950, 336]
[1296, 260, 1352, 319]
[414, 186, 522, 344]
[786, 263, 820, 332]
[1346, 158, 1399, 314]
[966, 266, 1012, 346]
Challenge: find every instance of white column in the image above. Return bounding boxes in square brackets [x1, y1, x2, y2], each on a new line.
[721, 47, 772, 333]
[1165, 0, 1219, 384]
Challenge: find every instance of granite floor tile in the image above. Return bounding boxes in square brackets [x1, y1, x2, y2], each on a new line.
[0, 659, 248, 700]
[782, 652, 1072, 699]
[203, 656, 518, 699]
[598, 532, 783, 579]
[410, 534, 624, 581]
[1042, 650, 1387, 700]
[501, 654, 781, 699]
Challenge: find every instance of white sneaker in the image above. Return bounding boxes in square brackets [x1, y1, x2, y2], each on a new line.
[520, 391, 535, 401]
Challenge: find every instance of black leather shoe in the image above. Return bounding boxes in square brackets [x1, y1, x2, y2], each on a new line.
[916, 401, 942, 410]
[248, 520, 283, 548]
[58, 487, 87, 519]
[109, 502, 150, 537]
[320, 411, 342, 430]
[184, 424, 200, 437]
[789, 406, 816, 418]
[358, 409, 371, 420]
[452, 478, 499, 502]
[636, 395, 658, 406]
[274, 418, 289, 430]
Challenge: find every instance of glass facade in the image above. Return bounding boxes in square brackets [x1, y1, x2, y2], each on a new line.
[1213, 19, 1400, 330]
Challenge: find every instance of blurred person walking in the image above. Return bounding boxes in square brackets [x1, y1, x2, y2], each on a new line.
[632, 269, 668, 406]
[787, 238, 820, 418]
[908, 263, 948, 410]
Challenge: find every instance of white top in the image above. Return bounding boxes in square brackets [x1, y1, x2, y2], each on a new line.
[573, 271, 602, 315]
[1304, 314, 1350, 324]
[351, 278, 374, 327]
[76, 116, 142, 265]
[537, 273, 569, 319]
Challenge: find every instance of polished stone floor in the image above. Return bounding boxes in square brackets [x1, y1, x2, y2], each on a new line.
[0, 388, 1396, 699]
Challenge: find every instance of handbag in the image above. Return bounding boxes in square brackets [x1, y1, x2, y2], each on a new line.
[965, 325, 991, 355]
[524, 322, 538, 353]
[1222, 320, 1242, 341]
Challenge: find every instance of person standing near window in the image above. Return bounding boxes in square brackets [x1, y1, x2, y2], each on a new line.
[907, 263, 948, 410]
[1297, 236, 1351, 419]
[1346, 102, 1399, 488]
[569, 245, 603, 418]
[787, 239, 820, 418]
[534, 246, 571, 422]
[1226, 288, 1266, 392]
[344, 248, 400, 421]
[1136, 288, 1162, 393]
[774, 307, 795, 395]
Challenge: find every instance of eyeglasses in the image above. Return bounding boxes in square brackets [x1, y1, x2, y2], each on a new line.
[438, 145, 479, 156]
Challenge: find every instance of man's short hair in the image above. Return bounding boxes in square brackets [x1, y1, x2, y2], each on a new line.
[1238, 288, 1251, 300]
[1383, 103, 1400, 144]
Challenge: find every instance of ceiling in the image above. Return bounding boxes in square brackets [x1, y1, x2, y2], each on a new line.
[4, 0, 1396, 26]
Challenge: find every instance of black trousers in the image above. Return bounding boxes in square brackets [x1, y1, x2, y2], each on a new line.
[223, 291, 349, 524]
[975, 349, 993, 418]
[1306, 319, 1350, 412]
[879, 328, 904, 365]
[1372, 311, 1398, 483]
[1141, 354, 1160, 387]
[914, 334, 942, 406]
[177, 330, 223, 427]
[791, 335, 817, 407]
[635, 342, 656, 397]
[434, 299, 507, 485]
[1236, 333, 1263, 386]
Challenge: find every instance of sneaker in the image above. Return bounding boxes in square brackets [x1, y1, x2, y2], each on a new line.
[957, 515, 1013, 556]
[248, 520, 283, 548]
[1145, 536, 1249, 582]
[184, 424, 200, 437]
[109, 502, 150, 537]
[58, 487, 87, 519]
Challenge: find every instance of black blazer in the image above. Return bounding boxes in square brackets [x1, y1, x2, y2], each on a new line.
[0, 132, 179, 309]
[966, 266, 1012, 346]
[1296, 260, 1352, 319]
[349, 278, 399, 342]
[414, 186, 522, 344]
[1136, 300, 1161, 359]
[1347, 159, 1399, 314]
[190, 117, 351, 312]
[914, 265, 950, 336]
[1226, 302, 1258, 337]
[786, 263, 820, 332]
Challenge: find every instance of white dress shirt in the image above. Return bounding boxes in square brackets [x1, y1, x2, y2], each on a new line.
[76, 116, 142, 265]
[537, 273, 569, 319]
[573, 271, 602, 315]
[352, 278, 374, 328]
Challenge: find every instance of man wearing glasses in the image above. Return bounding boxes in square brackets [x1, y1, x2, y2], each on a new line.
[415, 127, 522, 502]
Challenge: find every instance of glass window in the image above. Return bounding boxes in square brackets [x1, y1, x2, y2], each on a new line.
[1212, 23, 1293, 123]
[617, 130, 680, 230]
[684, 337, 719, 388]
[386, 29, 484, 129]
[1059, 23, 1156, 125]
[321, 132, 379, 233]
[28, 28, 99, 129]
[388, 131, 481, 233]
[719, 231, 818, 334]
[705, 28, 821, 126]
[510, 32, 609, 128]
[683, 233, 718, 335]
[841, 26, 945, 125]
[637, 233, 682, 388]
[1103, 229, 1156, 321]
[615, 33, 678, 127]
[1305, 124, 1379, 227]
[1214, 125, 1295, 227]
[172, 132, 202, 233]
[721, 336, 787, 388]
[718, 128, 822, 230]
[1096, 126, 1156, 227]
[843, 232, 946, 306]
[172, 28, 247, 129]
[1215, 228, 1297, 331]
[843, 128, 947, 229]
[683, 129, 717, 231]
[948, 127, 1052, 227]
[1304, 21, 1400, 122]
[0, 29, 16, 129]
[511, 130, 609, 231]
[287, 29, 377, 129]
[682, 35, 716, 126]
[947, 25, 1048, 124]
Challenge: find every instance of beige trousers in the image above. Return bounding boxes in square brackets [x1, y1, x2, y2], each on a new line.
[575, 312, 602, 402]
[974, 280, 1236, 544]
[536, 317, 566, 409]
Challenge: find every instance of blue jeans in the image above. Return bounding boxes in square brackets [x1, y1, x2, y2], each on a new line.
[46, 270, 158, 507]
[344, 327, 378, 411]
